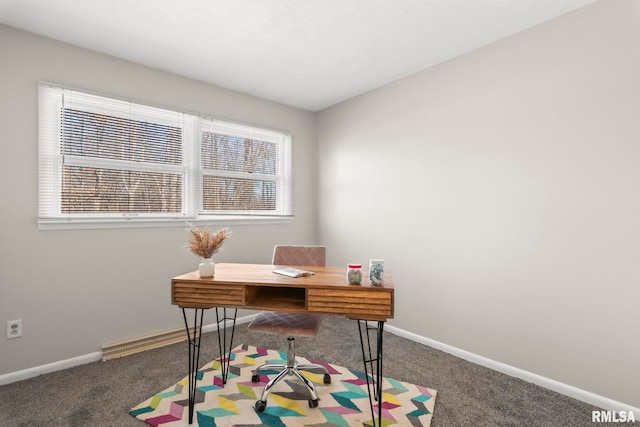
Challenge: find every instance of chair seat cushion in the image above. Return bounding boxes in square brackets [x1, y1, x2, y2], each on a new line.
[248, 311, 321, 337]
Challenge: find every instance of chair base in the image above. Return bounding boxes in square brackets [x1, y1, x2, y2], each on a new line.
[251, 336, 330, 412]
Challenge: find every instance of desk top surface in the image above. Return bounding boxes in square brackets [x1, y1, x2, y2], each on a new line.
[172, 263, 393, 290]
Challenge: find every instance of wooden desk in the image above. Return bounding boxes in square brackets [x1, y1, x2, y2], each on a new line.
[172, 263, 394, 319]
[172, 263, 394, 426]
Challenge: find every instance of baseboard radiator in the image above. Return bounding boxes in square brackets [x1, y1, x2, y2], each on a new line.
[101, 326, 197, 361]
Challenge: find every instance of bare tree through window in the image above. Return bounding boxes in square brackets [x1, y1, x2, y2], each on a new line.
[201, 132, 277, 212]
[61, 109, 182, 213]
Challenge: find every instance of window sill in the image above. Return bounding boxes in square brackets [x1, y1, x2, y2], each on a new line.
[37, 215, 294, 231]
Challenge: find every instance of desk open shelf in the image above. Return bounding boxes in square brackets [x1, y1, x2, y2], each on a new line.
[245, 286, 307, 310]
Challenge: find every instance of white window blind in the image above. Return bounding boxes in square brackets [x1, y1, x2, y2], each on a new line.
[38, 84, 292, 229]
[199, 120, 291, 215]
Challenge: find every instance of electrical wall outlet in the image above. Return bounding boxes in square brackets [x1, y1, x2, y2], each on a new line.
[7, 320, 22, 339]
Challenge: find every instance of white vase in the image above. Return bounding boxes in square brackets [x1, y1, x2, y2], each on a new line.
[199, 257, 215, 278]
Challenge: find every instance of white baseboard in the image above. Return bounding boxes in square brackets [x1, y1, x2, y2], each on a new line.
[0, 314, 258, 386]
[385, 324, 640, 419]
[202, 312, 256, 334]
[1, 315, 638, 420]
[0, 351, 103, 386]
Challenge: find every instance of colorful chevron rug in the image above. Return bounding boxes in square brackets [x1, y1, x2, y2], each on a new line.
[130, 344, 437, 426]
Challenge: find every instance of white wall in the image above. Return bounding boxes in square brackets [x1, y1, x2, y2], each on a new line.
[317, 0, 640, 408]
[0, 25, 317, 375]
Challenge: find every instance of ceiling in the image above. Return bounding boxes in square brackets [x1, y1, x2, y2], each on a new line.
[0, 0, 597, 111]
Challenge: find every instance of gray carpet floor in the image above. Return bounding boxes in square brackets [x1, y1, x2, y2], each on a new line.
[0, 315, 635, 427]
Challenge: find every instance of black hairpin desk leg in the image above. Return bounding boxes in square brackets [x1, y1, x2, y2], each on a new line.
[357, 320, 385, 427]
[214, 307, 237, 385]
[182, 308, 204, 425]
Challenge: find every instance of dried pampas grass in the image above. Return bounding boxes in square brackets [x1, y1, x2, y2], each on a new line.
[188, 226, 231, 259]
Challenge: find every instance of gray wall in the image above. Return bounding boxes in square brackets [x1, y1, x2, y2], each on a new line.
[0, 24, 317, 374]
[317, 0, 639, 408]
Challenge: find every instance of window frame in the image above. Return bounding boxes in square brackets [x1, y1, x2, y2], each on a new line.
[37, 83, 293, 230]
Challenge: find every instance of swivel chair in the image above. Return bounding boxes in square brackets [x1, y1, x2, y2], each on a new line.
[248, 245, 331, 412]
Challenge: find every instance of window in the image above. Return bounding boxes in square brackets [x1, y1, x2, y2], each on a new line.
[38, 84, 292, 229]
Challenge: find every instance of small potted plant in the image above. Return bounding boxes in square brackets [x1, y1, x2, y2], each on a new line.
[188, 225, 231, 277]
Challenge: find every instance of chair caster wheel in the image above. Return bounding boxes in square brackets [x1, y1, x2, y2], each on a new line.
[308, 399, 319, 408]
[251, 373, 259, 383]
[255, 400, 267, 412]
[323, 373, 331, 384]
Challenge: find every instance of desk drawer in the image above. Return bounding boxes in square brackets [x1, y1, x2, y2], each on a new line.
[173, 283, 244, 308]
[307, 289, 392, 319]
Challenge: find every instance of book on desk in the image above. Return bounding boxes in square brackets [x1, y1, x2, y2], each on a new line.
[272, 267, 315, 278]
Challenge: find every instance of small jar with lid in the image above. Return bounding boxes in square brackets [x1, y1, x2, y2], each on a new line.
[346, 264, 362, 284]
[369, 259, 384, 285]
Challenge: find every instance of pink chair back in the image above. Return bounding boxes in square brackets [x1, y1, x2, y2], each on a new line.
[272, 245, 326, 266]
